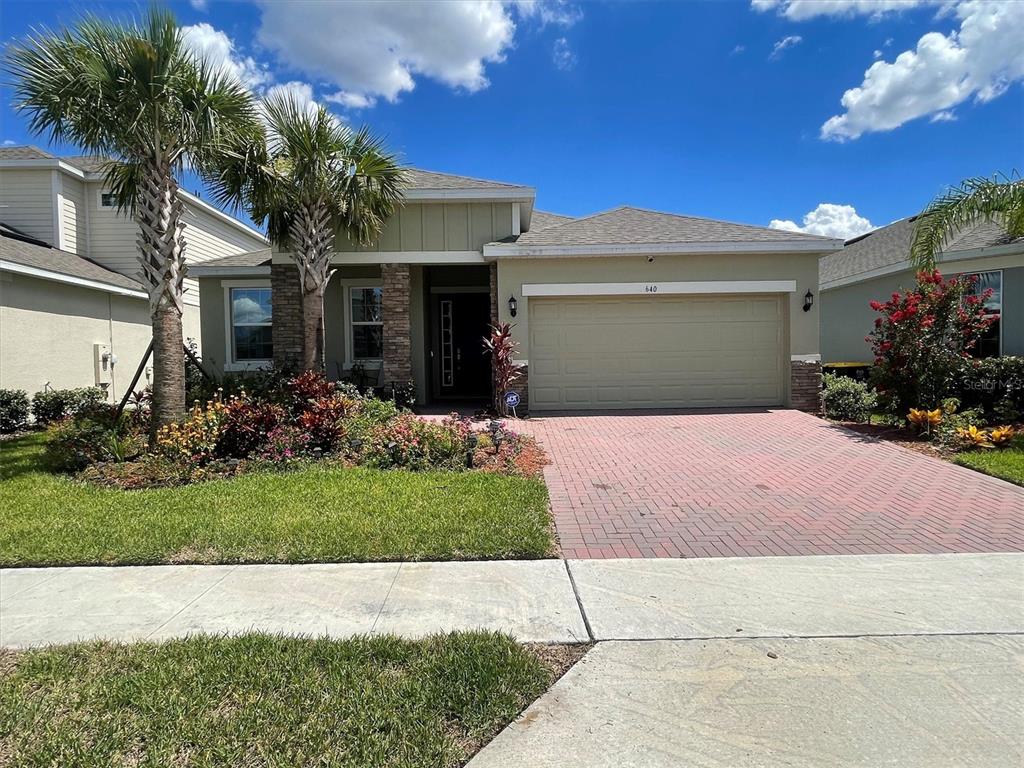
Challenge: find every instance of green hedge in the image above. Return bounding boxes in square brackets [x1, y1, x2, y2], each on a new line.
[0, 389, 30, 433]
[31, 387, 106, 426]
[953, 356, 1024, 418]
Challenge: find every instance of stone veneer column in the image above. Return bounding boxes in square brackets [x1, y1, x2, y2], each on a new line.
[270, 263, 303, 369]
[790, 360, 822, 413]
[382, 263, 413, 387]
[488, 263, 499, 327]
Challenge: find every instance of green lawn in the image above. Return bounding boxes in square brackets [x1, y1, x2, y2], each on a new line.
[0, 433, 554, 567]
[0, 631, 572, 767]
[954, 448, 1024, 486]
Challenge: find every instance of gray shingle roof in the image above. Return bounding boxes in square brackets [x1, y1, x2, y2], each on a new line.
[510, 206, 837, 247]
[403, 168, 530, 191]
[0, 226, 144, 292]
[530, 210, 573, 231]
[0, 145, 55, 161]
[820, 216, 1022, 285]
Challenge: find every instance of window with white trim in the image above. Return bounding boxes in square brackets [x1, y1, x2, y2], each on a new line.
[229, 286, 273, 362]
[965, 271, 1001, 358]
[100, 192, 116, 208]
[350, 286, 383, 360]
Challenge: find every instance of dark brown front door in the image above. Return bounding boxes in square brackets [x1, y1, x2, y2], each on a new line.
[432, 292, 491, 399]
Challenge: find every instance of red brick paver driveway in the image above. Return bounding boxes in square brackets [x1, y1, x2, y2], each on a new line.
[518, 410, 1024, 559]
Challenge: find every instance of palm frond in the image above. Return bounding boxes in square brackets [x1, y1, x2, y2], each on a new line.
[911, 172, 1024, 271]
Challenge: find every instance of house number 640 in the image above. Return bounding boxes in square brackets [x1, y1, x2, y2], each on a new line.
[645, 285, 659, 293]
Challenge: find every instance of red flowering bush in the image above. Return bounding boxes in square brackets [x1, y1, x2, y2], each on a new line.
[868, 270, 994, 415]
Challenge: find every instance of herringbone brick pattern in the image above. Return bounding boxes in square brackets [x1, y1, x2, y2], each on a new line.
[518, 410, 1024, 559]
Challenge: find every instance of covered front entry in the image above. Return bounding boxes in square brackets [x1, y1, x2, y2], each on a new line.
[528, 294, 785, 410]
[425, 265, 493, 403]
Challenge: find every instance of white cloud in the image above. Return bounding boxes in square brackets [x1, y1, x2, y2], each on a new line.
[325, 91, 376, 110]
[2, 140, 16, 146]
[264, 81, 321, 115]
[189, 0, 208, 11]
[930, 109, 957, 122]
[770, 35, 803, 59]
[770, 203, 875, 239]
[255, 1, 581, 106]
[873, 49, 883, 59]
[820, 1, 1024, 140]
[181, 23, 271, 89]
[731, 44, 746, 55]
[514, 0, 582, 27]
[752, 0, 932, 21]
[552, 37, 577, 71]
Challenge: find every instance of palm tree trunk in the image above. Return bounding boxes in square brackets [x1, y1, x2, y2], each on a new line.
[134, 154, 188, 442]
[150, 303, 186, 441]
[290, 199, 333, 371]
[301, 286, 326, 371]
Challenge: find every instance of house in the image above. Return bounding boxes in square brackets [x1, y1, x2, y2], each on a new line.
[191, 170, 843, 412]
[0, 146, 268, 400]
[820, 217, 1023, 363]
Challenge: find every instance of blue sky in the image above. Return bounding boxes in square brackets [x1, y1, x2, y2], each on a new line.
[2, 0, 1022, 238]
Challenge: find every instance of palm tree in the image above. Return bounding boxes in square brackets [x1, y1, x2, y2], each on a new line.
[6, 8, 260, 439]
[210, 92, 406, 371]
[911, 173, 1024, 271]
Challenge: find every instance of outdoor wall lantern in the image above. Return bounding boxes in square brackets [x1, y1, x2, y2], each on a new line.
[508, 295, 518, 318]
[803, 290, 814, 312]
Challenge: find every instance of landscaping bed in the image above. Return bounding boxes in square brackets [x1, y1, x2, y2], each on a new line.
[0, 433, 555, 566]
[0, 631, 589, 767]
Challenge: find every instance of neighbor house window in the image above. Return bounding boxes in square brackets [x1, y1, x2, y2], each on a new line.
[100, 192, 116, 207]
[230, 287, 273, 362]
[965, 271, 1001, 358]
[350, 286, 383, 360]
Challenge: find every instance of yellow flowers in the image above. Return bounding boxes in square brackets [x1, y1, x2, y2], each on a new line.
[156, 395, 228, 464]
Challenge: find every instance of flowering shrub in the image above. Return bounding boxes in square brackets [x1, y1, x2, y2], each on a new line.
[362, 412, 469, 471]
[257, 425, 312, 463]
[868, 271, 994, 416]
[216, 394, 284, 459]
[156, 398, 227, 465]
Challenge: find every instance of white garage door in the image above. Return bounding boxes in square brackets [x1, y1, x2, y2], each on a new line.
[528, 294, 785, 410]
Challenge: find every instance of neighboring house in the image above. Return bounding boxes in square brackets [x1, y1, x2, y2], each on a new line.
[0, 146, 267, 400]
[192, 169, 842, 412]
[820, 217, 1023, 363]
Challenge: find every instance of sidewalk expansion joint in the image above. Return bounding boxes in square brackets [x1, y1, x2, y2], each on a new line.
[371, 563, 402, 634]
[563, 560, 595, 642]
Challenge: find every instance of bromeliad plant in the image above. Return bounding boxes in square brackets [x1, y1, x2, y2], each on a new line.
[868, 270, 994, 416]
[484, 323, 523, 416]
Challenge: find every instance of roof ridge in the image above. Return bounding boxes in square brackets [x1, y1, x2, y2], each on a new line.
[617, 204, 838, 241]
[408, 167, 531, 189]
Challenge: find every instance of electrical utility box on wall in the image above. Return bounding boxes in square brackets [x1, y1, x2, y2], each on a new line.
[93, 343, 115, 393]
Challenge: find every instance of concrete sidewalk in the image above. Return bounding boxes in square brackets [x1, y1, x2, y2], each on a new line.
[1, 552, 1021, 647]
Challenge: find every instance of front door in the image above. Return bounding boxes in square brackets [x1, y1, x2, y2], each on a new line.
[432, 292, 492, 399]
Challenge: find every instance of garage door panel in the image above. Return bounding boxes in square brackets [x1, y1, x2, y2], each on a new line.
[528, 294, 784, 410]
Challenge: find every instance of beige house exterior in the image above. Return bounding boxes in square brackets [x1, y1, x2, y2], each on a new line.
[0, 146, 267, 400]
[192, 170, 843, 412]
